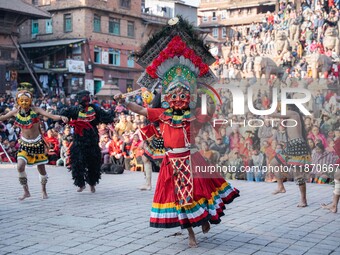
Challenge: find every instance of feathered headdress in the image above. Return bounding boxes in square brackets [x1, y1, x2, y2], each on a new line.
[134, 16, 218, 108]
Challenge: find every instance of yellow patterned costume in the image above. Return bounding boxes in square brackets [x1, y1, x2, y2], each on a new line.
[17, 135, 48, 166]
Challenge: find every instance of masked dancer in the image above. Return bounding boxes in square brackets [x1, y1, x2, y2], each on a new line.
[116, 17, 239, 247]
[60, 90, 115, 193]
[0, 86, 68, 200]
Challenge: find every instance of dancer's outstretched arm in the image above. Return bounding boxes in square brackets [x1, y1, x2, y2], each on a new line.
[115, 94, 147, 116]
[0, 109, 17, 122]
[34, 107, 68, 123]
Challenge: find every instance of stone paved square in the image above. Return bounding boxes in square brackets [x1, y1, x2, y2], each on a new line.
[0, 164, 339, 255]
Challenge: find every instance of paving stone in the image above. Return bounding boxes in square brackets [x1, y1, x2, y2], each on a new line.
[0, 165, 339, 255]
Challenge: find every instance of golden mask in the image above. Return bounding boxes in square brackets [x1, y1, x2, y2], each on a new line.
[16, 90, 33, 110]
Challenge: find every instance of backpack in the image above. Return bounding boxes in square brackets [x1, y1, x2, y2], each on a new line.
[101, 163, 124, 174]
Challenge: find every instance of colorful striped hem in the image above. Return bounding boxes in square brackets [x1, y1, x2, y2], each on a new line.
[150, 183, 239, 229]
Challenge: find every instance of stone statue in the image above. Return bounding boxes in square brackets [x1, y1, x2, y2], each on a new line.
[275, 30, 290, 54]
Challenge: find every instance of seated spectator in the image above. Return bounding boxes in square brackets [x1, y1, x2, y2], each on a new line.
[229, 126, 242, 151]
[44, 128, 60, 165]
[121, 134, 132, 170]
[56, 139, 70, 167]
[335, 128, 340, 140]
[194, 136, 202, 150]
[130, 134, 143, 171]
[114, 102, 127, 114]
[115, 114, 133, 136]
[307, 138, 316, 151]
[0, 137, 16, 163]
[258, 119, 274, 145]
[320, 112, 335, 135]
[5, 120, 17, 142]
[8, 139, 19, 161]
[272, 125, 288, 147]
[199, 141, 214, 164]
[108, 133, 124, 165]
[202, 131, 215, 147]
[98, 123, 109, 137]
[219, 128, 230, 150]
[99, 134, 111, 164]
[210, 136, 229, 156]
[261, 140, 276, 163]
[226, 149, 243, 180]
[308, 125, 328, 147]
[326, 138, 336, 153]
[248, 147, 267, 182]
[304, 117, 313, 133]
[0, 122, 7, 140]
[311, 142, 339, 184]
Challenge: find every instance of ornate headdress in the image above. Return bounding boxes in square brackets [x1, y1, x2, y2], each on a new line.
[17, 82, 34, 94]
[135, 16, 218, 108]
[16, 82, 34, 109]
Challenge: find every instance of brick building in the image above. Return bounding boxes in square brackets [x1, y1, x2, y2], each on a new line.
[0, 0, 50, 94]
[18, 0, 171, 97]
[20, 0, 167, 97]
[198, 0, 276, 42]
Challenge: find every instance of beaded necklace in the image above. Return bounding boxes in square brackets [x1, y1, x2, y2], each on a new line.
[14, 109, 39, 129]
[77, 106, 96, 122]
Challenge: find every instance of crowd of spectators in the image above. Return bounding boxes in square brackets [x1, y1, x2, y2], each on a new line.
[0, 93, 148, 172]
[213, 0, 340, 85]
[0, 0, 339, 184]
[0, 81, 338, 185]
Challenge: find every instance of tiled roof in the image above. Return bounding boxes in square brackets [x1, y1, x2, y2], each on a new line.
[0, 0, 50, 19]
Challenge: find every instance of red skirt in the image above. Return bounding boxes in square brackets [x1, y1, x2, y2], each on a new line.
[150, 150, 239, 229]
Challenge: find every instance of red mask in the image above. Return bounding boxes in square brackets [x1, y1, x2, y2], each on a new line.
[80, 95, 90, 107]
[164, 87, 190, 110]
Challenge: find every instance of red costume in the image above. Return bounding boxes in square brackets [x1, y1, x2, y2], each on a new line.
[134, 17, 239, 230]
[148, 106, 239, 228]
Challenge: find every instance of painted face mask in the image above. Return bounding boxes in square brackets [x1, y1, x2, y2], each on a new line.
[80, 95, 90, 107]
[16, 91, 32, 111]
[164, 87, 190, 110]
[76, 90, 91, 108]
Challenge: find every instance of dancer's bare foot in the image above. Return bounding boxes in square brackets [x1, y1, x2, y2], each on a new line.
[90, 186, 96, 193]
[139, 185, 151, 191]
[42, 191, 48, 199]
[187, 227, 198, 248]
[19, 191, 31, 200]
[202, 221, 210, 234]
[321, 203, 337, 213]
[77, 186, 86, 192]
[297, 201, 308, 207]
[188, 232, 198, 248]
[272, 188, 286, 195]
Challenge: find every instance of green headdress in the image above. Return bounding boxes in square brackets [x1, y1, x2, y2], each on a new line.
[135, 16, 217, 108]
[18, 82, 34, 94]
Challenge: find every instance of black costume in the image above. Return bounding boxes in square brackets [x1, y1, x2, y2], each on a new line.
[61, 91, 114, 188]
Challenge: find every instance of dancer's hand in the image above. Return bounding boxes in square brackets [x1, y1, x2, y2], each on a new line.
[61, 116, 69, 123]
[114, 93, 125, 104]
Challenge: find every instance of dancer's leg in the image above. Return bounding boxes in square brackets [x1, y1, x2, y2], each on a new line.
[37, 164, 48, 199]
[187, 227, 197, 248]
[18, 159, 30, 200]
[86, 146, 102, 193]
[140, 155, 152, 191]
[271, 158, 286, 194]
